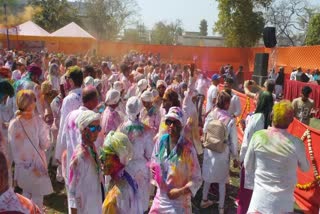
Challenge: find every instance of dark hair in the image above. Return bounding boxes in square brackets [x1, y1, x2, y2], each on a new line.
[255, 91, 274, 129]
[225, 77, 234, 84]
[68, 67, 83, 87]
[0, 80, 14, 97]
[216, 91, 231, 110]
[84, 65, 96, 78]
[120, 63, 130, 73]
[163, 89, 180, 107]
[0, 152, 8, 183]
[82, 86, 98, 103]
[302, 86, 312, 96]
[265, 79, 275, 93]
[65, 58, 73, 68]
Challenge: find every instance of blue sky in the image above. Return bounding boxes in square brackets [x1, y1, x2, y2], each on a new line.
[135, 0, 218, 35]
[135, 0, 320, 36]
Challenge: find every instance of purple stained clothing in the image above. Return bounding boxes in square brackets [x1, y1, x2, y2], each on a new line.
[237, 166, 253, 214]
[101, 106, 122, 136]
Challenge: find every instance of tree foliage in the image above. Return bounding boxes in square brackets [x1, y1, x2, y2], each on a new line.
[199, 19, 208, 36]
[29, 0, 80, 32]
[214, 0, 271, 47]
[84, 0, 138, 40]
[122, 23, 148, 43]
[305, 13, 320, 45]
[265, 0, 318, 46]
[150, 20, 183, 45]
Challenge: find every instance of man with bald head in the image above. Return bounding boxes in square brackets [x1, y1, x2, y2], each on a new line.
[54, 86, 99, 213]
[0, 152, 41, 213]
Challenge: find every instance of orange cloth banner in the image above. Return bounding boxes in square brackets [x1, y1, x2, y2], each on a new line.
[234, 89, 320, 213]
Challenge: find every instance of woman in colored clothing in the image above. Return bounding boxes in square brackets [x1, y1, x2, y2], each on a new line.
[118, 96, 154, 212]
[0, 152, 41, 214]
[68, 110, 103, 214]
[149, 107, 202, 214]
[100, 131, 141, 214]
[245, 101, 309, 213]
[201, 91, 239, 214]
[237, 91, 274, 214]
[101, 89, 122, 137]
[0, 80, 14, 187]
[8, 90, 53, 210]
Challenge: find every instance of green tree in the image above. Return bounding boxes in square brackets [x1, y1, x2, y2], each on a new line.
[151, 20, 183, 45]
[29, 0, 80, 32]
[84, 0, 138, 40]
[199, 19, 208, 36]
[265, 0, 317, 46]
[215, 0, 271, 47]
[305, 13, 320, 45]
[122, 23, 148, 43]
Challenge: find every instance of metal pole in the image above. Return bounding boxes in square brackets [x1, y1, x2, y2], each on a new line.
[4, 3, 10, 49]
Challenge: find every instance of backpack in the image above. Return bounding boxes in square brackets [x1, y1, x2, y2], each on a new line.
[203, 111, 230, 153]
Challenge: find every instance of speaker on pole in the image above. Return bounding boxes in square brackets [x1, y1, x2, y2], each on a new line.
[263, 27, 277, 48]
[252, 53, 269, 86]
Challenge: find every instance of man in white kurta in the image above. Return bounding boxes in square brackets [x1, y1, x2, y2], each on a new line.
[224, 77, 242, 117]
[205, 74, 220, 114]
[55, 67, 83, 165]
[244, 101, 309, 214]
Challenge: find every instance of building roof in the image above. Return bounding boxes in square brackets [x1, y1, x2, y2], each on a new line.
[50, 22, 95, 39]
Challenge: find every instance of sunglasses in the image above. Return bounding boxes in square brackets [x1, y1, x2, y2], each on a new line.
[165, 119, 181, 127]
[88, 125, 102, 132]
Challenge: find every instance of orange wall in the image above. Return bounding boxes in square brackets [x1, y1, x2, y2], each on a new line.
[4, 38, 317, 77]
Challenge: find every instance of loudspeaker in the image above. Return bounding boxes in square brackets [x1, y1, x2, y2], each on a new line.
[263, 27, 277, 48]
[253, 53, 269, 76]
[296, 72, 310, 82]
[253, 53, 269, 86]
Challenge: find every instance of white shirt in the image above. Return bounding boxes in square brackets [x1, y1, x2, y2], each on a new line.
[195, 76, 210, 95]
[239, 113, 265, 163]
[228, 93, 241, 117]
[55, 88, 82, 161]
[206, 84, 218, 113]
[290, 71, 298, 80]
[245, 127, 309, 213]
[57, 106, 88, 182]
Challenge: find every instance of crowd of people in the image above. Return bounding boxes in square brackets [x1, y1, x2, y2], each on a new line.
[0, 49, 314, 214]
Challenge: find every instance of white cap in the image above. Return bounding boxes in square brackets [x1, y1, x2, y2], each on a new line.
[126, 96, 143, 121]
[105, 89, 121, 105]
[84, 76, 94, 87]
[156, 80, 167, 88]
[76, 110, 100, 131]
[113, 81, 123, 92]
[141, 90, 154, 102]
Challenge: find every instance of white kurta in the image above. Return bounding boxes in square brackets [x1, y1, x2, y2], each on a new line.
[118, 119, 154, 211]
[205, 84, 218, 114]
[55, 88, 82, 162]
[228, 92, 241, 117]
[0, 188, 41, 213]
[58, 106, 88, 183]
[245, 127, 310, 213]
[202, 108, 238, 183]
[239, 113, 265, 163]
[8, 116, 53, 196]
[103, 170, 141, 214]
[68, 144, 103, 214]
